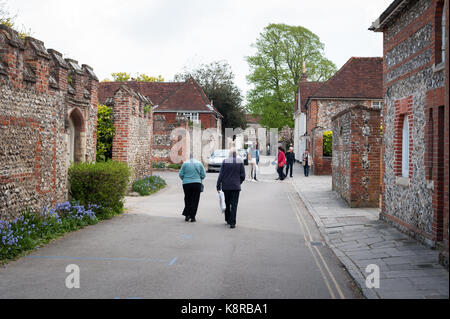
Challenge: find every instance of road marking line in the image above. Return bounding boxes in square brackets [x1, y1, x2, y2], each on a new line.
[287, 192, 336, 299]
[168, 257, 177, 266]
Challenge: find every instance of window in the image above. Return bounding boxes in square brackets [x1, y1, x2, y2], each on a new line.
[442, 8, 446, 63]
[435, 0, 446, 64]
[372, 101, 383, 109]
[402, 116, 410, 178]
[177, 112, 199, 123]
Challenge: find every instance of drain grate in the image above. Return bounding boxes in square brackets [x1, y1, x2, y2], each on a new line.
[310, 241, 323, 247]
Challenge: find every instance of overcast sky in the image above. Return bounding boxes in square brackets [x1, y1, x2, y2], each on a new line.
[8, 0, 392, 99]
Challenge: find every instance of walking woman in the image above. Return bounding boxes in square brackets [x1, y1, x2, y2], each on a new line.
[276, 146, 287, 181]
[179, 155, 206, 222]
[302, 150, 313, 177]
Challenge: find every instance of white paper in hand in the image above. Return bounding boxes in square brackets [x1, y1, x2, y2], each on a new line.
[218, 191, 226, 214]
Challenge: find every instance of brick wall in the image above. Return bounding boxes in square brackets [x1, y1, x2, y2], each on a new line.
[111, 86, 153, 181]
[0, 25, 98, 221]
[152, 115, 189, 164]
[380, 0, 447, 249]
[332, 106, 381, 207]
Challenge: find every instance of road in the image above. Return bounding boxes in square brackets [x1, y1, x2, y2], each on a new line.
[0, 157, 362, 299]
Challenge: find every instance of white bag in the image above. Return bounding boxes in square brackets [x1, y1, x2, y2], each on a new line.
[218, 191, 226, 213]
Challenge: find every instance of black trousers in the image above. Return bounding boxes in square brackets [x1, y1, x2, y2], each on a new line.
[182, 183, 202, 218]
[223, 190, 240, 226]
[285, 161, 294, 177]
[277, 166, 286, 180]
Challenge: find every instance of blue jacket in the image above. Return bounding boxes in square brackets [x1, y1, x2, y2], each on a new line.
[179, 159, 206, 185]
[216, 156, 246, 191]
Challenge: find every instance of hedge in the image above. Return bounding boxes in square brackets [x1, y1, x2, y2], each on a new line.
[68, 161, 132, 215]
[323, 131, 333, 157]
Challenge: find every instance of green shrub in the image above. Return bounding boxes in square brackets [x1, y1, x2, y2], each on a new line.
[323, 131, 333, 157]
[96, 104, 115, 162]
[152, 161, 166, 169]
[167, 163, 182, 170]
[68, 161, 132, 215]
[132, 175, 166, 196]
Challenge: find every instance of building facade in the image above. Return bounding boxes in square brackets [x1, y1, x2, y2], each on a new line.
[370, 0, 449, 265]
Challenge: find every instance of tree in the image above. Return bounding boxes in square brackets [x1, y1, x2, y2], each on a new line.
[104, 72, 164, 82]
[96, 105, 115, 162]
[246, 23, 337, 129]
[174, 61, 247, 145]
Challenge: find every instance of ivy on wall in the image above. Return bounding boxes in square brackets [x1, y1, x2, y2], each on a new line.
[323, 130, 333, 157]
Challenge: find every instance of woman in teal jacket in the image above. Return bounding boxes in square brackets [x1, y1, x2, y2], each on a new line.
[179, 155, 206, 222]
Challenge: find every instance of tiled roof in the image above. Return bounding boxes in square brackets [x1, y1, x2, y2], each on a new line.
[297, 82, 323, 113]
[98, 78, 221, 116]
[311, 57, 383, 100]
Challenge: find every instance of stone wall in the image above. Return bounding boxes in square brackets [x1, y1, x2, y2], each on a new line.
[152, 114, 189, 164]
[381, 0, 448, 248]
[0, 25, 98, 221]
[110, 86, 153, 181]
[332, 106, 381, 208]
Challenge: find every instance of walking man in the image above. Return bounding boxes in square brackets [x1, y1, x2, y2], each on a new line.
[217, 148, 246, 229]
[302, 150, 312, 177]
[285, 147, 295, 178]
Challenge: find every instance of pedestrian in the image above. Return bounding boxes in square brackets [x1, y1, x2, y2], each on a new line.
[216, 148, 246, 229]
[302, 150, 313, 177]
[285, 147, 296, 178]
[248, 147, 260, 182]
[276, 146, 287, 181]
[179, 154, 206, 222]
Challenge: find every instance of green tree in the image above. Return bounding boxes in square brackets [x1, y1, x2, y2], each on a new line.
[174, 61, 247, 145]
[246, 23, 337, 129]
[96, 105, 115, 162]
[104, 72, 165, 82]
[136, 74, 164, 82]
[109, 72, 131, 82]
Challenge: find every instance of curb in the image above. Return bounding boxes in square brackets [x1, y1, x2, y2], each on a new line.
[292, 181, 381, 299]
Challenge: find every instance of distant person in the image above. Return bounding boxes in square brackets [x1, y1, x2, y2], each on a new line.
[179, 155, 206, 222]
[302, 150, 312, 177]
[247, 147, 260, 182]
[276, 146, 287, 181]
[285, 147, 296, 178]
[216, 148, 246, 229]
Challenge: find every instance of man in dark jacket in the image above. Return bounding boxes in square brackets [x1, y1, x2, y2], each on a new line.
[285, 147, 296, 178]
[217, 148, 246, 229]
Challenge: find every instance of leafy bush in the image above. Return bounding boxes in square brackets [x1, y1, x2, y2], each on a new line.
[167, 163, 182, 170]
[68, 161, 131, 215]
[0, 202, 101, 263]
[132, 176, 166, 196]
[152, 161, 166, 169]
[323, 131, 333, 157]
[96, 105, 115, 162]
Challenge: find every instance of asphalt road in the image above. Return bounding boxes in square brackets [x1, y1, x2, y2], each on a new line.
[0, 157, 362, 299]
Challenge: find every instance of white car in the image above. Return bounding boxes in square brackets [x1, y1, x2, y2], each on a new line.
[207, 149, 244, 172]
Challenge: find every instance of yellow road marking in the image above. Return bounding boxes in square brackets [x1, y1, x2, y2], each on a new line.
[287, 186, 346, 299]
[287, 192, 336, 299]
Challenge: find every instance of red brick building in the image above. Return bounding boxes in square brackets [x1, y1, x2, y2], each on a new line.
[370, 0, 449, 266]
[297, 57, 383, 175]
[99, 77, 223, 163]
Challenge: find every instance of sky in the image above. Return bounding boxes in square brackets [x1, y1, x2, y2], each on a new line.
[7, 0, 392, 100]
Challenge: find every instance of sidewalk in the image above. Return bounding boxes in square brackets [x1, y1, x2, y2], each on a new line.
[291, 173, 449, 299]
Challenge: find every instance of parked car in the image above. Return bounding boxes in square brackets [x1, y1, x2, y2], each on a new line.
[207, 149, 246, 172]
[207, 149, 230, 172]
[238, 149, 248, 165]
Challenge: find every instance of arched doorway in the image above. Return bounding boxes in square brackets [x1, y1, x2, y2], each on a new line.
[68, 108, 85, 163]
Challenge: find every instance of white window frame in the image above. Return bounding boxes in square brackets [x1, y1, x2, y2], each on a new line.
[177, 112, 199, 123]
[372, 101, 383, 109]
[402, 116, 410, 178]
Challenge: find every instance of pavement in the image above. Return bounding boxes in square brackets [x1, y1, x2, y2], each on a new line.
[0, 156, 363, 299]
[290, 169, 449, 299]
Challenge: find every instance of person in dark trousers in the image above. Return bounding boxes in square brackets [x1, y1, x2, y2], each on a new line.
[275, 146, 287, 181]
[179, 155, 206, 222]
[285, 147, 296, 178]
[216, 148, 246, 229]
[302, 150, 313, 177]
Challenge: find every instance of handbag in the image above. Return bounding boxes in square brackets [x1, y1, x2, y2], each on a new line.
[192, 160, 204, 192]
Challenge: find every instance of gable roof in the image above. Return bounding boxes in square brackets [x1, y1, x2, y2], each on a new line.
[297, 82, 323, 113]
[311, 57, 383, 100]
[98, 78, 222, 117]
